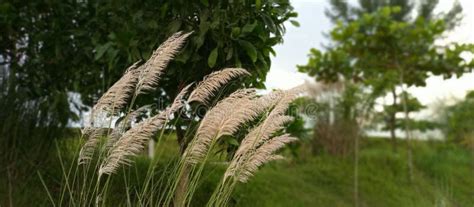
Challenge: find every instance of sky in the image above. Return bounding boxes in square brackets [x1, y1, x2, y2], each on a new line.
[265, 0, 474, 118]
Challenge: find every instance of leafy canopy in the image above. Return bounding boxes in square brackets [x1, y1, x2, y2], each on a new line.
[298, 6, 474, 90]
[299, 2, 473, 143]
[0, 0, 297, 126]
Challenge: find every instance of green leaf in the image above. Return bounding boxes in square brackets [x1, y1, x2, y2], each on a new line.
[290, 20, 300, 27]
[228, 138, 239, 146]
[255, 0, 262, 10]
[239, 40, 257, 63]
[242, 21, 258, 34]
[226, 48, 233, 60]
[268, 47, 276, 56]
[200, 0, 209, 7]
[208, 47, 218, 68]
[194, 34, 206, 50]
[381, 7, 391, 17]
[262, 14, 276, 33]
[288, 12, 298, 18]
[94, 42, 112, 60]
[231, 27, 241, 39]
[234, 51, 242, 67]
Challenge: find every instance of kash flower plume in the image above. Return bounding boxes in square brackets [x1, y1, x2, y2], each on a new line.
[234, 115, 294, 157]
[93, 61, 142, 114]
[79, 62, 143, 165]
[187, 68, 250, 105]
[184, 89, 261, 164]
[223, 85, 305, 181]
[231, 86, 303, 160]
[99, 85, 191, 175]
[235, 134, 297, 182]
[79, 32, 192, 167]
[136, 32, 192, 95]
[105, 104, 152, 150]
[78, 127, 104, 164]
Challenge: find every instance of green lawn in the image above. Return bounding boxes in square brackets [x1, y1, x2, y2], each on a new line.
[230, 139, 474, 207]
[1, 137, 473, 206]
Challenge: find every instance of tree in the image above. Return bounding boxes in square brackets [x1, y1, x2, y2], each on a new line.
[0, 0, 296, 152]
[379, 91, 439, 132]
[320, 0, 463, 149]
[0, 0, 296, 125]
[325, 0, 462, 29]
[298, 3, 474, 200]
[298, 6, 474, 152]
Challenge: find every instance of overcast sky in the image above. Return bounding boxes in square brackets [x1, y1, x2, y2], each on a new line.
[265, 0, 474, 117]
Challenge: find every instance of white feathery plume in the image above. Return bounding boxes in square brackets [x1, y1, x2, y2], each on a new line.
[233, 115, 294, 158]
[78, 127, 104, 165]
[184, 89, 263, 164]
[223, 114, 293, 178]
[80, 32, 192, 167]
[222, 86, 306, 181]
[231, 134, 297, 182]
[168, 83, 193, 113]
[135, 32, 192, 95]
[119, 104, 152, 130]
[93, 61, 142, 114]
[105, 104, 152, 150]
[98, 85, 191, 175]
[270, 85, 306, 117]
[245, 85, 305, 148]
[92, 31, 191, 114]
[187, 68, 250, 105]
[98, 114, 167, 175]
[229, 87, 300, 160]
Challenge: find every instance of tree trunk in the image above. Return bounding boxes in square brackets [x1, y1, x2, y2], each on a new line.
[389, 88, 398, 153]
[399, 68, 413, 181]
[402, 88, 413, 181]
[353, 127, 359, 207]
[329, 91, 335, 125]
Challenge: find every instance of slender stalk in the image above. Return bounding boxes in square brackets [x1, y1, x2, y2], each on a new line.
[399, 66, 413, 181]
[55, 141, 76, 206]
[353, 131, 359, 207]
[140, 118, 174, 202]
[123, 167, 132, 207]
[38, 171, 57, 207]
[183, 139, 219, 206]
[7, 165, 13, 207]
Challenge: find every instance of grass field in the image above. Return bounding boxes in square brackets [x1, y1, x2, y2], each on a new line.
[231, 139, 474, 207]
[1, 136, 473, 206]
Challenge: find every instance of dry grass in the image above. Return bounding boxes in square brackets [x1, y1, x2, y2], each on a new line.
[99, 84, 191, 176]
[184, 88, 260, 164]
[74, 31, 302, 206]
[236, 134, 297, 182]
[93, 61, 142, 114]
[188, 68, 250, 105]
[136, 32, 192, 95]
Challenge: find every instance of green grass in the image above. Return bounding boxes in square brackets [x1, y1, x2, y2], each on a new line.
[1, 137, 473, 206]
[230, 139, 474, 207]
